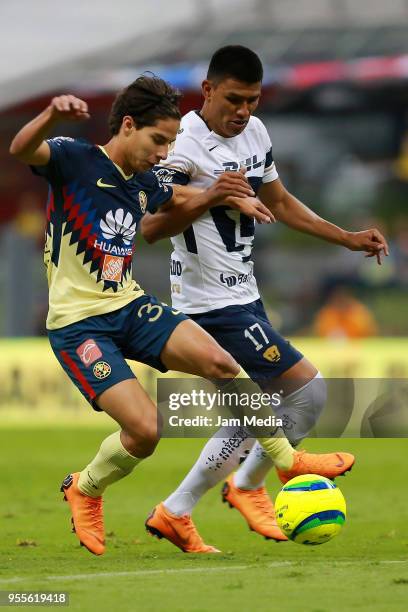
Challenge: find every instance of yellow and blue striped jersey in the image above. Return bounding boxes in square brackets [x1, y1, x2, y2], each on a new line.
[32, 137, 172, 329]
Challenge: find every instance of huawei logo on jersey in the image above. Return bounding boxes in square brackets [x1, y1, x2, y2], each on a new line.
[100, 209, 136, 246]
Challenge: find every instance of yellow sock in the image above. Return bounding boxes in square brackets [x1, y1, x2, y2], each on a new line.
[257, 435, 295, 470]
[78, 431, 142, 497]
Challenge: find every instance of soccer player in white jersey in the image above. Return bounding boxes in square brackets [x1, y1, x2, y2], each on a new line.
[141, 46, 388, 552]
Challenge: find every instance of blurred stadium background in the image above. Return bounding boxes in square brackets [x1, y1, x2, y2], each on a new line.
[1, 0, 408, 419]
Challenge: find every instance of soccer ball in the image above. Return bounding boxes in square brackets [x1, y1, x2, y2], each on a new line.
[275, 474, 346, 545]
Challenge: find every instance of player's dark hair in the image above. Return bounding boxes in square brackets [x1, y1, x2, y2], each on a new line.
[108, 75, 181, 135]
[207, 45, 263, 84]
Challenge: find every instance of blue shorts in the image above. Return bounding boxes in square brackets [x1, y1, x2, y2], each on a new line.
[190, 299, 303, 383]
[48, 294, 188, 410]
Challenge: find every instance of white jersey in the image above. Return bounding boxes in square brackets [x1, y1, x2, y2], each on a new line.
[155, 111, 279, 313]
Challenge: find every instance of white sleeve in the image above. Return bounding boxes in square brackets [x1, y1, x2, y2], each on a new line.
[262, 126, 279, 184]
[154, 135, 198, 186]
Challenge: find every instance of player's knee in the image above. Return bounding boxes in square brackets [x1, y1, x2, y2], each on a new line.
[201, 347, 239, 379]
[309, 373, 327, 418]
[122, 423, 160, 458]
[284, 372, 327, 445]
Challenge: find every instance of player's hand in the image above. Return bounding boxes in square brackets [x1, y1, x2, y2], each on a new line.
[207, 169, 255, 204]
[49, 95, 90, 121]
[344, 229, 389, 265]
[226, 196, 276, 224]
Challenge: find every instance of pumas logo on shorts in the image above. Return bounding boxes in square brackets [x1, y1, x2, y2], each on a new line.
[263, 345, 281, 363]
[76, 339, 102, 367]
[93, 361, 112, 379]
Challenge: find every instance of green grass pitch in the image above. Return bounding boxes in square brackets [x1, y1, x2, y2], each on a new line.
[1, 428, 407, 611]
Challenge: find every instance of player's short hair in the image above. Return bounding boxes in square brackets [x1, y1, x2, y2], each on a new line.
[108, 75, 181, 134]
[207, 45, 263, 84]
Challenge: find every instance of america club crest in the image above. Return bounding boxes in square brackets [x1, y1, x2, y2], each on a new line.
[93, 361, 112, 379]
[139, 190, 148, 213]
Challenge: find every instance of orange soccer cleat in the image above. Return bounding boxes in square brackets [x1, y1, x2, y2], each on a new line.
[222, 475, 288, 541]
[145, 503, 220, 553]
[60, 472, 105, 556]
[276, 450, 355, 484]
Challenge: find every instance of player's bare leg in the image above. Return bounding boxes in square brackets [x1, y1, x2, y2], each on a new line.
[62, 379, 160, 555]
[160, 318, 240, 379]
[62, 319, 239, 555]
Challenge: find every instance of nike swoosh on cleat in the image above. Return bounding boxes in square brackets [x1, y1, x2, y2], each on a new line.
[335, 454, 345, 468]
[97, 178, 117, 188]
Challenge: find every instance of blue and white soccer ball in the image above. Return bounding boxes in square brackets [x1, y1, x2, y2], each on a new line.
[275, 474, 346, 545]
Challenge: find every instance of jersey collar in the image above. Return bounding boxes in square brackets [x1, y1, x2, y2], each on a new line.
[192, 110, 240, 145]
[98, 145, 134, 180]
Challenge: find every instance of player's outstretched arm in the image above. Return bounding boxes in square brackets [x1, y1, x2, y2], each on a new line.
[141, 172, 273, 243]
[9, 95, 89, 165]
[259, 178, 389, 265]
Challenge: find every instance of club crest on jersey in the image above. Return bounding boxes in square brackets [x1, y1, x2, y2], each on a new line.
[76, 339, 102, 367]
[139, 191, 148, 213]
[93, 361, 112, 379]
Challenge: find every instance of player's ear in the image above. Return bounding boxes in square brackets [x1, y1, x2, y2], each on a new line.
[201, 80, 213, 101]
[122, 115, 136, 133]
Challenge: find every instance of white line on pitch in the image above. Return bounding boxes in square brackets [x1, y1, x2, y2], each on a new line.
[0, 559, 406, 585]
[0, 562, 293, 585]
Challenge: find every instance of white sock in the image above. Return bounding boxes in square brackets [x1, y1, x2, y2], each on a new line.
[164, 426, 254, 516]
[164, 371, 326, 514]
[233, 442, 273, 490]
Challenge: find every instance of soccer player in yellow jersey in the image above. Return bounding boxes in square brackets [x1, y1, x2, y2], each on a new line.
[10, 76, 275, 555]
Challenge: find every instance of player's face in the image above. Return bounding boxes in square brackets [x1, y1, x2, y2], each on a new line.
[202, 78, 262, 137]
[126, 117, 180, 172]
